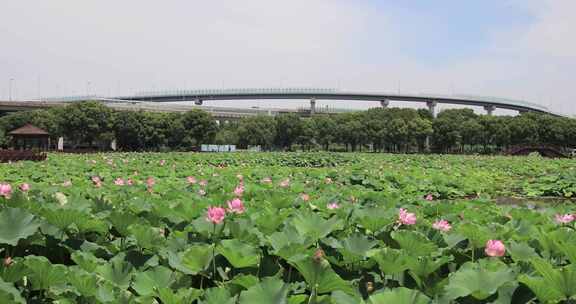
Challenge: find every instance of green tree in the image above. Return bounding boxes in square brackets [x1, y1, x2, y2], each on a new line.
[58, 101, 115, 148]
[274, 113, 302, 150]
[237, 116, 277, 149]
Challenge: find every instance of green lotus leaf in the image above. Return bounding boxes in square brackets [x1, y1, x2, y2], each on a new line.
[127, 223, 165, 250]
[368, 287, 430, 304]
[443, 259, 515, 300]
[168, 244, 214, 275]
[0, 258, 28, 283]
[289, 254, 354, 295]
[158, 287, 203, 304]
[23, 255, 68, 291]
[0, 208, 41, 246]
[519, 258, 576, 302]
[132, 266, 174, 296]
[71, 251, 106, 272]
[331, 290, 365, 304]
[217, 239, 259, 268]
[0, 277, 25, 304]
[238, 276, 289, 304]
[507, 241, 538, 262]
[291, 212, 343, 241]
[95, 253, 134, 289]
[337, 233, 378, 262]
[391, 231, 438, 256]
[366, 248, 410, 274]
[67, 268, 99, 297]
[200, 287, 235, 304]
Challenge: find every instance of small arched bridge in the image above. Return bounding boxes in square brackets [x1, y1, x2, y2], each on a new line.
[505, 145, 570, 158]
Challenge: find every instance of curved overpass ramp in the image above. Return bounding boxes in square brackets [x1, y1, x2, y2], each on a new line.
[110, 88, 562, 117]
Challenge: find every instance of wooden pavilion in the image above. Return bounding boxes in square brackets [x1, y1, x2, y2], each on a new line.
[9, 124, 50, 151]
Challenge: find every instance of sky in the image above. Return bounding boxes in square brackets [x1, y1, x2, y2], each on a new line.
[0, 0, 575, 115]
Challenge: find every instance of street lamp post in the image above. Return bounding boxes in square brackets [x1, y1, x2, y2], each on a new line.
[8, 78, 14, 101]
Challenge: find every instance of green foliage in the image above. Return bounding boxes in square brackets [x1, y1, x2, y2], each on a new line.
[0, 152, 574, 302]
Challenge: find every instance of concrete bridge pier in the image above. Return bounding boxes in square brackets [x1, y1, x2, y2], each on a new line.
[310, 98, 316, 115]
[380, 99, 390, 108]
[427, 100, 437, 118]
[484, 105, 496, 116]
[194, 99, 203, 105]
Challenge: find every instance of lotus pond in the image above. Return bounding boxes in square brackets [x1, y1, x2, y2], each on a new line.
[0, 152, 575, 303]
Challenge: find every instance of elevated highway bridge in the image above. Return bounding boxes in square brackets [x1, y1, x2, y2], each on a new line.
[0, 88, 567, 118]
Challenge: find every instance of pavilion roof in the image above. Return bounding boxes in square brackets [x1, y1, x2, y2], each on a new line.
[8, 124, 49, 136]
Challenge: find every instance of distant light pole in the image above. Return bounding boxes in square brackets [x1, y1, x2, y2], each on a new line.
[86, 81, 91, 96]
[8, 78, 14, 101]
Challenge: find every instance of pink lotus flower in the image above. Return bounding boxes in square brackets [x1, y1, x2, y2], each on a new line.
[398, 208, 417, 225]
[0, 183, 12, 198]
[227, 198, 245, 214]
[261, 177, 272, 184]
[432, 219, 452, 232]
[279, 179, 290, 188]
[19, 183, 30, 192]
[555, 214, 575, 224]
[301, 193, 310, 202]
[187, 176, 197, 184]
[91, 176, 102, 188]
[146, 177, 155, 187]
[114, 178, 125, 186]
[3, 256, 12, 267]
[198, 189, 206, 196]
[233, 185, 244, 196]
[127, 178, 134, 186]
[327, 202, 340, 210]
[159, 160, 166, 166]
[485, 240, 506, 257]
[199, 180, 208, 187]
[206, 206, 226, 224]
[62, 180, 72, 187]
[425, 194, 434, 201]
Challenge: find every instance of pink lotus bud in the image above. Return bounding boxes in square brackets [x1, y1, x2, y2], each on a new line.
[227, 198, 245, 214]
[199, 180, 208, 187]
[159, 160, 166, 166]
[0, 184, 12, 198]
[233, 185, 244, 197]
[19, 183, 30, 192]
[327, 202, 340, 210]
[146, 177, 155, 187]
[425, 194, 434, 201]
[313, 248, 325, 263]
[485, 240, 506, 257]
[3, 256, 12, 267]
[198, 189, 206, 196]
[187, 176, 197, 184]
[114, 178, 125, 186]
[432, 219, 452, 232]
[555, 214, 575, 224]
[206, 206, 226, 224]
[279, 179, 290, 188]
[301, 193, 310, 202]
[398, 208, 417, 225]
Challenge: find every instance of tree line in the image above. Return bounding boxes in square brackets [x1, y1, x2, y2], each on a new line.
[0, 101, 574, 153]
